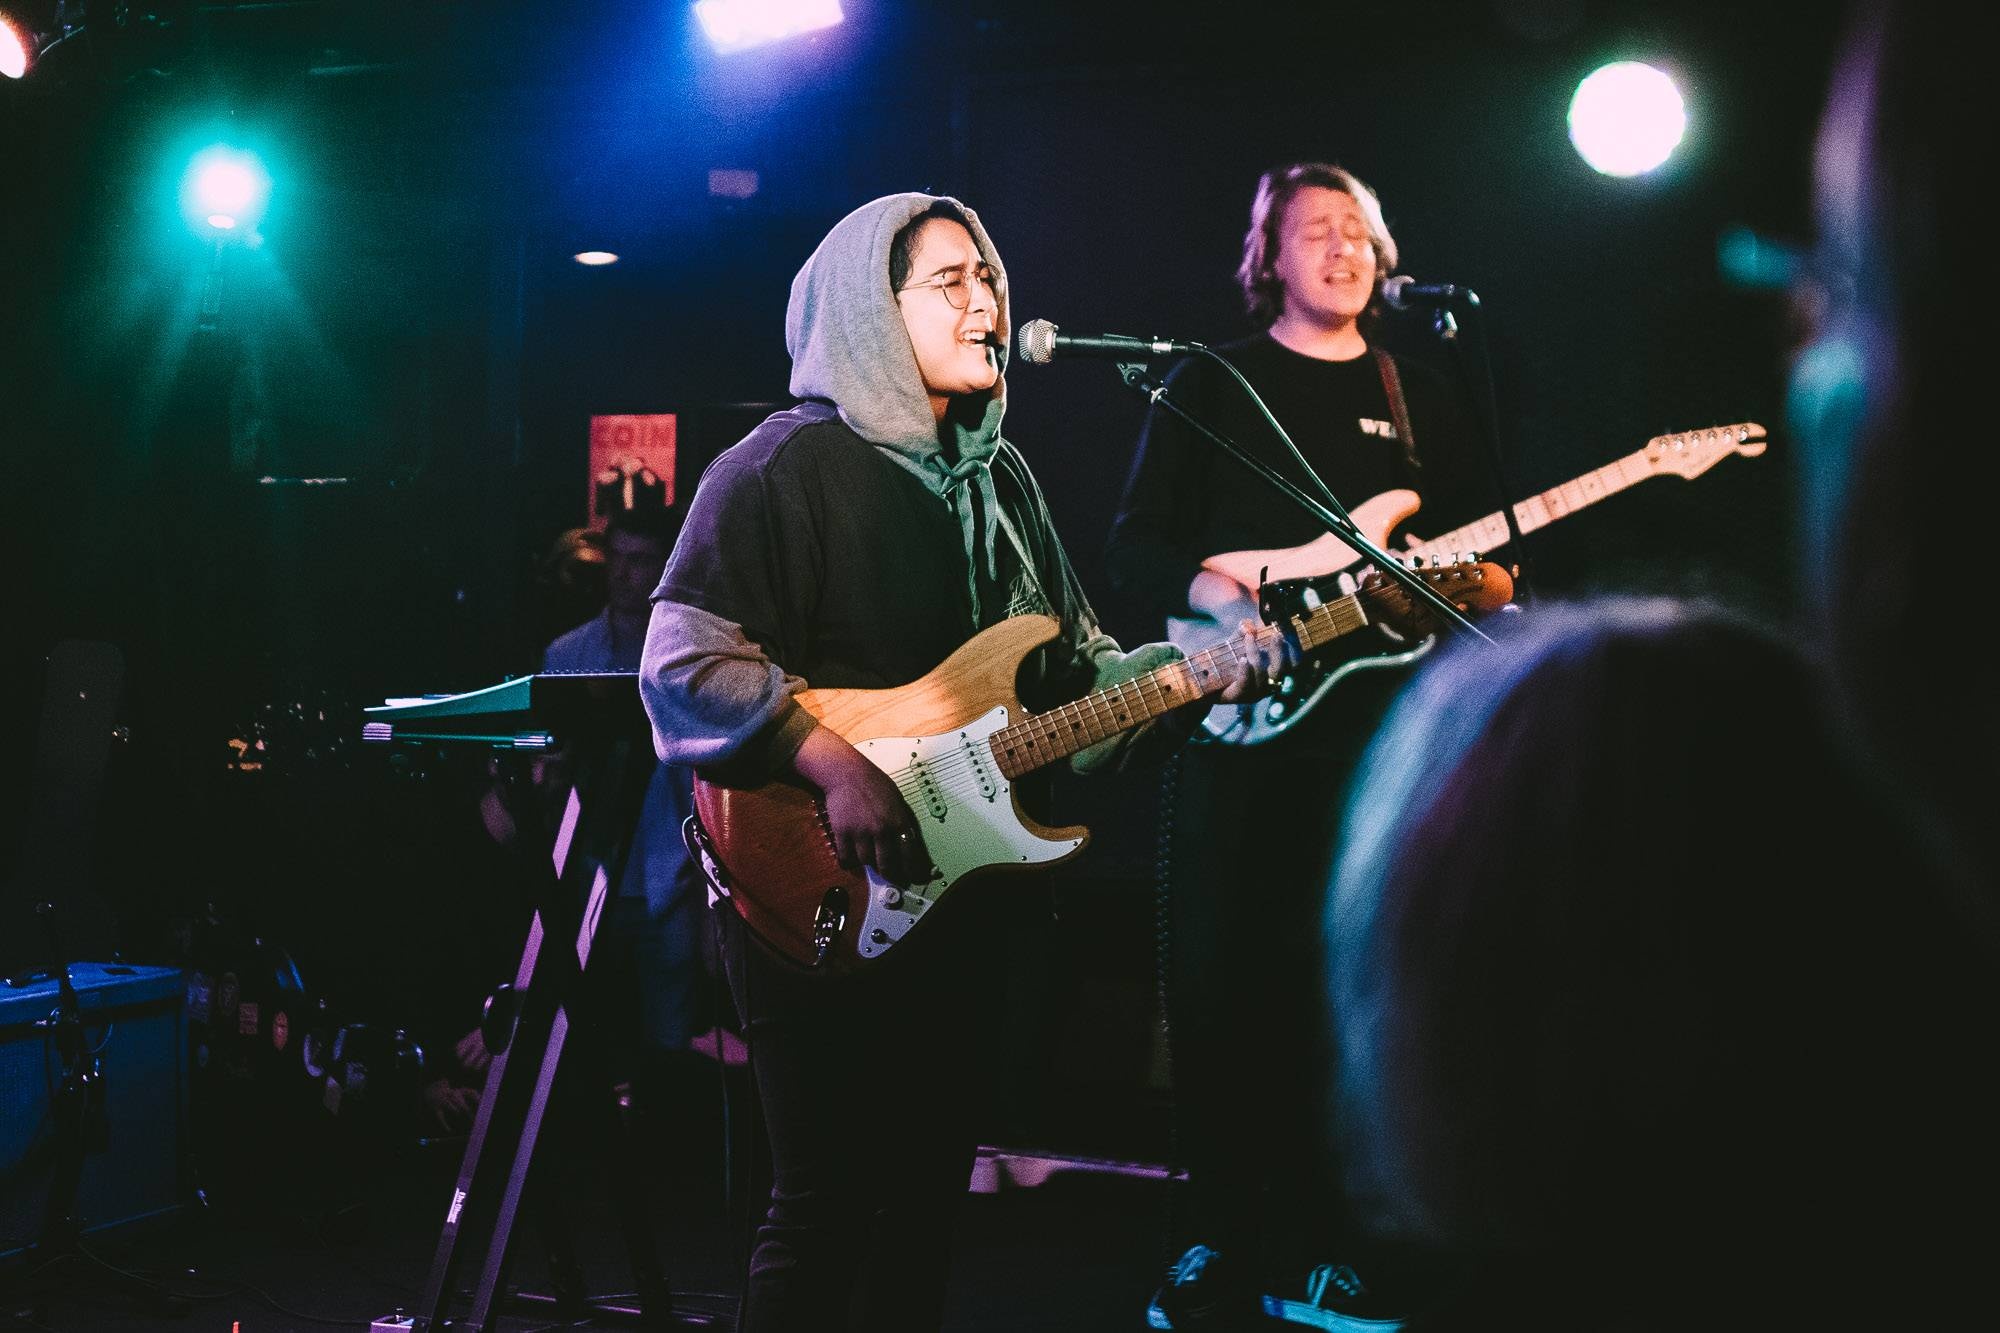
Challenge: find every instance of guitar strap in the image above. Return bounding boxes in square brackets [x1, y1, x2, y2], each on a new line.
[1373, 348, 1421, 474]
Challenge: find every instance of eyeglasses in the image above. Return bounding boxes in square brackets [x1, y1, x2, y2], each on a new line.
[898, 263, 1002, 311]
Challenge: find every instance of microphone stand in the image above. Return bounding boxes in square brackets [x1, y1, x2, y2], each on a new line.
[1112, 353, 1491, 645]
[1421, 290, 1533, 583]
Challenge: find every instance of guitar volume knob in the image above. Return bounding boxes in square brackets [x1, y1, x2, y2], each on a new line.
[878, 885, 903, 909]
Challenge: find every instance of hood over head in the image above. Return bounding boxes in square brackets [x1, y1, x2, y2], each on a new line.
[785, 192, 1021, 621]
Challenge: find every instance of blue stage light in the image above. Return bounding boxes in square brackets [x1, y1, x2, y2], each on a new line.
[693, 0, 843, 56]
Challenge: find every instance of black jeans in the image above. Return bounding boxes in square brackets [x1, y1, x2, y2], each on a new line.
[713, 894, 1008, 1333]
[1159, 676, 1397, 1290]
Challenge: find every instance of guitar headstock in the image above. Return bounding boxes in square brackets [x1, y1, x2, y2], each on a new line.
[1359, 559, 1515, 637]
[1643, 422, 1768, 478]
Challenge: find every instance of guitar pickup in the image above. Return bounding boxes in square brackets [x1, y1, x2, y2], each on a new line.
[959, 734, 998, 802]
[909, 758, 949, 820]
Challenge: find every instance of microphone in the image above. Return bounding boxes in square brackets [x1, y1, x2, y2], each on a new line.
[1380, 275, 1472, 310]
[1016, 318, 1199, 365]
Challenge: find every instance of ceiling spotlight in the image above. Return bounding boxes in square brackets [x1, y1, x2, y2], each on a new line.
[1568, 61, 1688, 178]
[573, 251, 620, 266]
[694, 0, 843, 56]
[4, 3, 194, 83]
[2, 14, 30, 78]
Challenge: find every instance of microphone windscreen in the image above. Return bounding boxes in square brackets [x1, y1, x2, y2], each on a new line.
[1017, 318, 1057, 364]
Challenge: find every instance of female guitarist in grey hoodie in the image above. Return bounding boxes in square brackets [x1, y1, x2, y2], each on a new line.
[640, 193, 1275, 1332]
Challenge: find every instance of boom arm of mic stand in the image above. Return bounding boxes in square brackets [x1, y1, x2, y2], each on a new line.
[1114, 360, 1491, 645]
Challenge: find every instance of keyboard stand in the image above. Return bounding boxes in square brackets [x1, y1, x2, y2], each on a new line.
[362, 676, 730, 1330]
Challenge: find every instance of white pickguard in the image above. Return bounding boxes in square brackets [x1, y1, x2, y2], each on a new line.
[849, 706, 1082, 960]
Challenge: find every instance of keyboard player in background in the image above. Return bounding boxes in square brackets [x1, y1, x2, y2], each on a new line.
[424, 502, 711, 1132]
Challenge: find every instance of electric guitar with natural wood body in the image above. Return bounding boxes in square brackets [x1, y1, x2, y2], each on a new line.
[688, 562, 1513, 972]
[1171, 421, 1768, 745]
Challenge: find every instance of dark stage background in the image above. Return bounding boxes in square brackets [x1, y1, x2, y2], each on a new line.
[2, 0, 1837, 1159]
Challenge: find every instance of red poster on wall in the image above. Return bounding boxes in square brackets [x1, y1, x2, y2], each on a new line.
[588, 413, 677, 524]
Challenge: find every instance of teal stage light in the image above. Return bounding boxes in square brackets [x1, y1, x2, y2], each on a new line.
[180, 145, 271, 239]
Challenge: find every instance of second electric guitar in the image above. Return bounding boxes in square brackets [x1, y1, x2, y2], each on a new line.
[1171, 421, 1768, 745]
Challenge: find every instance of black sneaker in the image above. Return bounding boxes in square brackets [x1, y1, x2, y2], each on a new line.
[1147, 1243, 1243, 1330]
[1261, 1263, 1406, 1331]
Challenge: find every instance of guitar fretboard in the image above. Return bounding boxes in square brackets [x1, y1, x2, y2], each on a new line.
[1409, 425, 1760, 564]
[1412, 452, 1647, 562]
[990, 593, 1370, 779]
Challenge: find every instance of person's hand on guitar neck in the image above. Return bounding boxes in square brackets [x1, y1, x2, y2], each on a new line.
[1189, 568, 1262, 641]
[1160, 568, 1289, 731]
[791, 723, 937, 887]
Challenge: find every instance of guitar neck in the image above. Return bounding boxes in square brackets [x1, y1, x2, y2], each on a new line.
[1409, 445, 1658, 563]
[991, 596, 1368, 779]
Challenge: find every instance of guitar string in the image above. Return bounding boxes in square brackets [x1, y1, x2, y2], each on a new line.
[880, 648, 1242, 794]
[1414, 426, 1750, 560]
[870, 575, 1457, 801]
[877, 589, 1393, 797]
[878, 612, 1320, 799]
[877, 659, 1218, 802]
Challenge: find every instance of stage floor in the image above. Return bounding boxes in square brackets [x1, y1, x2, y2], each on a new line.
[7, 1133, 1179, 1332]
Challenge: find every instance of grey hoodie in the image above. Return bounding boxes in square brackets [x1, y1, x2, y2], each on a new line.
[641, 193, 1185, 782]
[788, 190, 1017, 622]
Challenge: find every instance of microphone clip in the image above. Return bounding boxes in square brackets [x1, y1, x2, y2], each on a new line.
[1115, 362, 1164, 400]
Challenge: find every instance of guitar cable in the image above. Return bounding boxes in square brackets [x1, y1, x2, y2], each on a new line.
[701, 903, 738, 1218]
[714, 901, 760, 1311]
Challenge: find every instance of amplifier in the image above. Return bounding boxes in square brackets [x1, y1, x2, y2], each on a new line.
[0, 962, 186, 1256]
